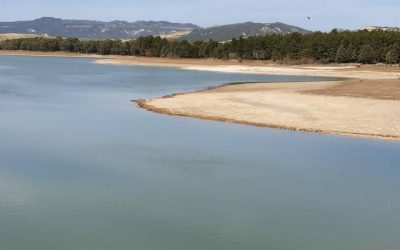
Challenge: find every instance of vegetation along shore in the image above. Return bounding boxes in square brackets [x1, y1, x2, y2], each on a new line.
[1, 29, 400, 64]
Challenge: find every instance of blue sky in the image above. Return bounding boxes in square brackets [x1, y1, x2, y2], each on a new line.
[1, 0, 399, 31]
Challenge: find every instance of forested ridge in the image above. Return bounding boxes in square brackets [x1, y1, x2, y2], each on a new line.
[1, 30, 400, 64]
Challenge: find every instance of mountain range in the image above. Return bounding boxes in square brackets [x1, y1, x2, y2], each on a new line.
[184, 22, 311, 41]
[0, 17, 312, 41]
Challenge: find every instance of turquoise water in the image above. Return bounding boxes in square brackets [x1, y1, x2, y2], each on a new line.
[0, 56, 399, 250]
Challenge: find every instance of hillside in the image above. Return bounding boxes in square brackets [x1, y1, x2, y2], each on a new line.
[361, 26, 400, 32]
[0, 17, 201, 40]
[182, 22, 312, 41]
[0, 18, 311, 41]
[0, 33, 49, 41]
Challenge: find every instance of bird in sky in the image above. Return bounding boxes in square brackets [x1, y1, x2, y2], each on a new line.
[307, 16, 311, 20]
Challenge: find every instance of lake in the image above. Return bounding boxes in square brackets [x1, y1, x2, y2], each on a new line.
[0, 55, 399, 250]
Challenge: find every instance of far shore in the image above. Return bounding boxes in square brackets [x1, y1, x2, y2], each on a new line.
[2, 50, 400, 140]
[0, 50, 106, 58]
[1, 50, 400, 79]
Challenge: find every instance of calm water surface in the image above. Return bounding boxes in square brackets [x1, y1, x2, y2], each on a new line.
[0, 56, 399, 250]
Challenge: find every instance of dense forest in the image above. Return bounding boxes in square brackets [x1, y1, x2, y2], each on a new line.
[1, 30, 400, 64]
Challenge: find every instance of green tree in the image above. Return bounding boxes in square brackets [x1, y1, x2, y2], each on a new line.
[358, 45, 376, 64]
[335, 44, 347, 63]
[385, 45, 399, 64]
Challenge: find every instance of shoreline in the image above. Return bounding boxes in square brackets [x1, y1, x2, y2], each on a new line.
[136, 79, 400, 141]
[93, 57, 400, 80]
[2, 50, 400, 140]
[0, 50, 106, 58]
[1, 50, 400, 79]
[136, 99, 400, 141]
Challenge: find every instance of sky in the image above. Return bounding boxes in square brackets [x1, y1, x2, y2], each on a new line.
[1, 0, 399, 31]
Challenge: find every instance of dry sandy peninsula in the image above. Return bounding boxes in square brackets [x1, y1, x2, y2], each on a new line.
[1, 50, 400, 140]
[138, 79, 400, 140]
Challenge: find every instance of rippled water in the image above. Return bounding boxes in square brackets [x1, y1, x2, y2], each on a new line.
[0, 55, 399, 250]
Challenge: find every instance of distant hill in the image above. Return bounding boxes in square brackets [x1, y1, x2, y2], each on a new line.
[361, 26, 400, 32]
[181, 22, 312, 41]
[0, 33, 49, 41]
[0, 17, 201, 40]
[0, 18, 311, 41]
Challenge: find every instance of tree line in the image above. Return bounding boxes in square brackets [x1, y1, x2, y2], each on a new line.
[1, 30, 400, 64]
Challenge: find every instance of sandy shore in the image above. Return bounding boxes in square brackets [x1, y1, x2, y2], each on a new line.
[2, 50, 400, 140]
[138, 79, 400, 140]
[1, 50, 399, 79]
[94, 56, 400, 80]
[0, 50, 106, 58]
